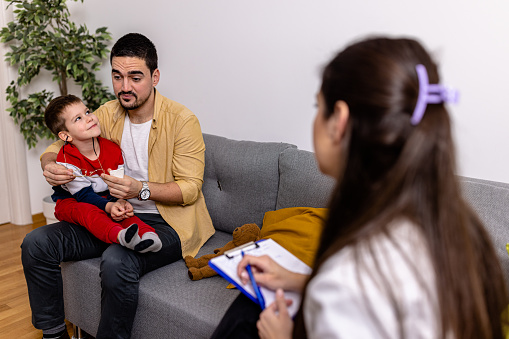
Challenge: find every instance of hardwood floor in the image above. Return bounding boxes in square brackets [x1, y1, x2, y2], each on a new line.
[0, 217, 74, 339]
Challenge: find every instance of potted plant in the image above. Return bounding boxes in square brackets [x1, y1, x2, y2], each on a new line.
[0, 0, 115, 149]
[1, 0, 115, 223]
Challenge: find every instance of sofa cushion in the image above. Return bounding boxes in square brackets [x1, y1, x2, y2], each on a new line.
[203, 134, 295, 233]
[458, 176, 509, 289]
[62, 231, 240, 338]
[276, 148, 336, 210]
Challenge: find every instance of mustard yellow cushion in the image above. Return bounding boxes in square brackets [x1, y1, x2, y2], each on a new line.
[259, 207, 328, 267]
[502, 303, 509, 339]
[225, 207, 327, 289]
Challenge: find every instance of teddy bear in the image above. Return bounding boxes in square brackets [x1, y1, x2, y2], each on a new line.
[184, 223, 261, 281]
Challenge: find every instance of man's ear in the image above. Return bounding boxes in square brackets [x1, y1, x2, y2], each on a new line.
[329, 100, 350, 143]
[152, 69, 160, 87]
[58, 131, 72, 143]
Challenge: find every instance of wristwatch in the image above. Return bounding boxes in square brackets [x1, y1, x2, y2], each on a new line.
[138, 181, 151, 201]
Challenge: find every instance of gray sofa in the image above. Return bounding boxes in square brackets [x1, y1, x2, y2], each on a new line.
[60, 133, 509, 339]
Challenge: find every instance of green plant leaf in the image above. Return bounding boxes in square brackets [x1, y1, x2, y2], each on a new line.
[2, 0, 114, 148]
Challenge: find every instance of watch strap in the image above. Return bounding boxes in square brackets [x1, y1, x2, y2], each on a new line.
[138, 181, 150, 201]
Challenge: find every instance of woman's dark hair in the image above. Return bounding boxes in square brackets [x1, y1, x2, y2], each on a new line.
[294, 37, 507, 338]
[110, 33, 158, 75]
[44, 94, 82, 136]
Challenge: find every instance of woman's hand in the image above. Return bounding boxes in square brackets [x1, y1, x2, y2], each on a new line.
[237, 255, 292, 291]
[237, 255, 309, 292]
[257, 289, 293, 339]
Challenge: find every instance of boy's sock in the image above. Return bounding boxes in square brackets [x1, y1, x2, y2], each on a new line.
[134, 232, 163, 253]
[118, 223, 141, 250]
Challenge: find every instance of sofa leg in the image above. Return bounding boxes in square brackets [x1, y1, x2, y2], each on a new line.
[72, 324, 86, 339]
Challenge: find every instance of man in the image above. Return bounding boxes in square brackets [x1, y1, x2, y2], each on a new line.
[22, 33, 215, 339]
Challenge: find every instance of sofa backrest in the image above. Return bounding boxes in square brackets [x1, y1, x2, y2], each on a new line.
[458, 176, 509, 289]
[276, 148, 336, 209]
[202, 134, 509, 290]
[202, 134, 295, 233]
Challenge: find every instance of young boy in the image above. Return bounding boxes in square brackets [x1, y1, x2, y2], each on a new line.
[44, 94, 162, 253]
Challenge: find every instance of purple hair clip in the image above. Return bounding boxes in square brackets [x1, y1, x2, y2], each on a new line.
[410, 64, 459, 125]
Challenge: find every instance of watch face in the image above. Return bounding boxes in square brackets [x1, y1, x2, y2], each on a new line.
[140, 189, 150, 200]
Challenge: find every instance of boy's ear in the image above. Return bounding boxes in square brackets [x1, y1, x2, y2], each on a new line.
[58, 131, 72, 143]
[329, 100, 350, 143]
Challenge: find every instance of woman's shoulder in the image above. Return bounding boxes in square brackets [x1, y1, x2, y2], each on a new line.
[319, 219, 434, 284]
[305, 219, 439, 338]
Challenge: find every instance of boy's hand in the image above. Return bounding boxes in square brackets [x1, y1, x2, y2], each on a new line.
[102, 173, 142, 200]
[110, 202, 126, 221]
[110, 199, 134, 221]
[123, 200, 134, 218]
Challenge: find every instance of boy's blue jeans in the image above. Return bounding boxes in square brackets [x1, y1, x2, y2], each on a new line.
[21, 213, 182, 339]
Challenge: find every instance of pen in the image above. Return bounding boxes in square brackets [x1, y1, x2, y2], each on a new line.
[241, 251, 266, 309]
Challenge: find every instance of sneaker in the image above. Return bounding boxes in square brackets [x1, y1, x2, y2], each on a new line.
[42, 330, 70, 339]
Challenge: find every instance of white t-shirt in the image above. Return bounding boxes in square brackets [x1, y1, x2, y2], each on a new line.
[304, 220, 440, 339]
[121, 115, 159, 214]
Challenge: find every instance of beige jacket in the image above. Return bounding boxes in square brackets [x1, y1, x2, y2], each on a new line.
[44, 90, 215, 257]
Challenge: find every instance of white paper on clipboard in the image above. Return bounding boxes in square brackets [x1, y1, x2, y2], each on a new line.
[209, 238, 312, 317]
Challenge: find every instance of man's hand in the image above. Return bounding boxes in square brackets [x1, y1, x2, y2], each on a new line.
[43, 162, 75, 186]
[101, 173, 142, 200]
[41, 152, 74, 186]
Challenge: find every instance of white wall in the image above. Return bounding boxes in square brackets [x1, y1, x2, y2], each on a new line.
[19, 0, 509, 214]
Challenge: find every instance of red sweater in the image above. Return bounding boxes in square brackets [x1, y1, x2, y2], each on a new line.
[52, 137, 124, 211]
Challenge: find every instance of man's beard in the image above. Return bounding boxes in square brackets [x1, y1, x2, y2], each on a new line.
[118, 91, 149, 111]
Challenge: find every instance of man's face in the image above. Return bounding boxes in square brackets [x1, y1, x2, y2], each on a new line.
[111, 56, 159, 111]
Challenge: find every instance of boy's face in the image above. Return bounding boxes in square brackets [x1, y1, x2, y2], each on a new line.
[58, 101, 101, 143]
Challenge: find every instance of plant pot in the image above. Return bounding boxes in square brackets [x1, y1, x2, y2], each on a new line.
[42, 196, 58, 225]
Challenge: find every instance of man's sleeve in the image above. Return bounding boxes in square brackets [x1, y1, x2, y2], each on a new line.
[94, 105, 108, 138]
[40, 139, 65, 161]
[172, 115, 205, 206]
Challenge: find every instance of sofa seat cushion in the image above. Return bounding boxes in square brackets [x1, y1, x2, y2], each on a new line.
[62, 230, 240, 339]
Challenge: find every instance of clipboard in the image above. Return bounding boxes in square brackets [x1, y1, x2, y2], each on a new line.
[208, 238, 312, 317]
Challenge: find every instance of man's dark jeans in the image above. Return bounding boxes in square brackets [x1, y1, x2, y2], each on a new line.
[21, 213, 182, 339]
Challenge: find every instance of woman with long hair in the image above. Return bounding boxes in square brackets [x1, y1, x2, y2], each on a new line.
[213, 36, 508, 339]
